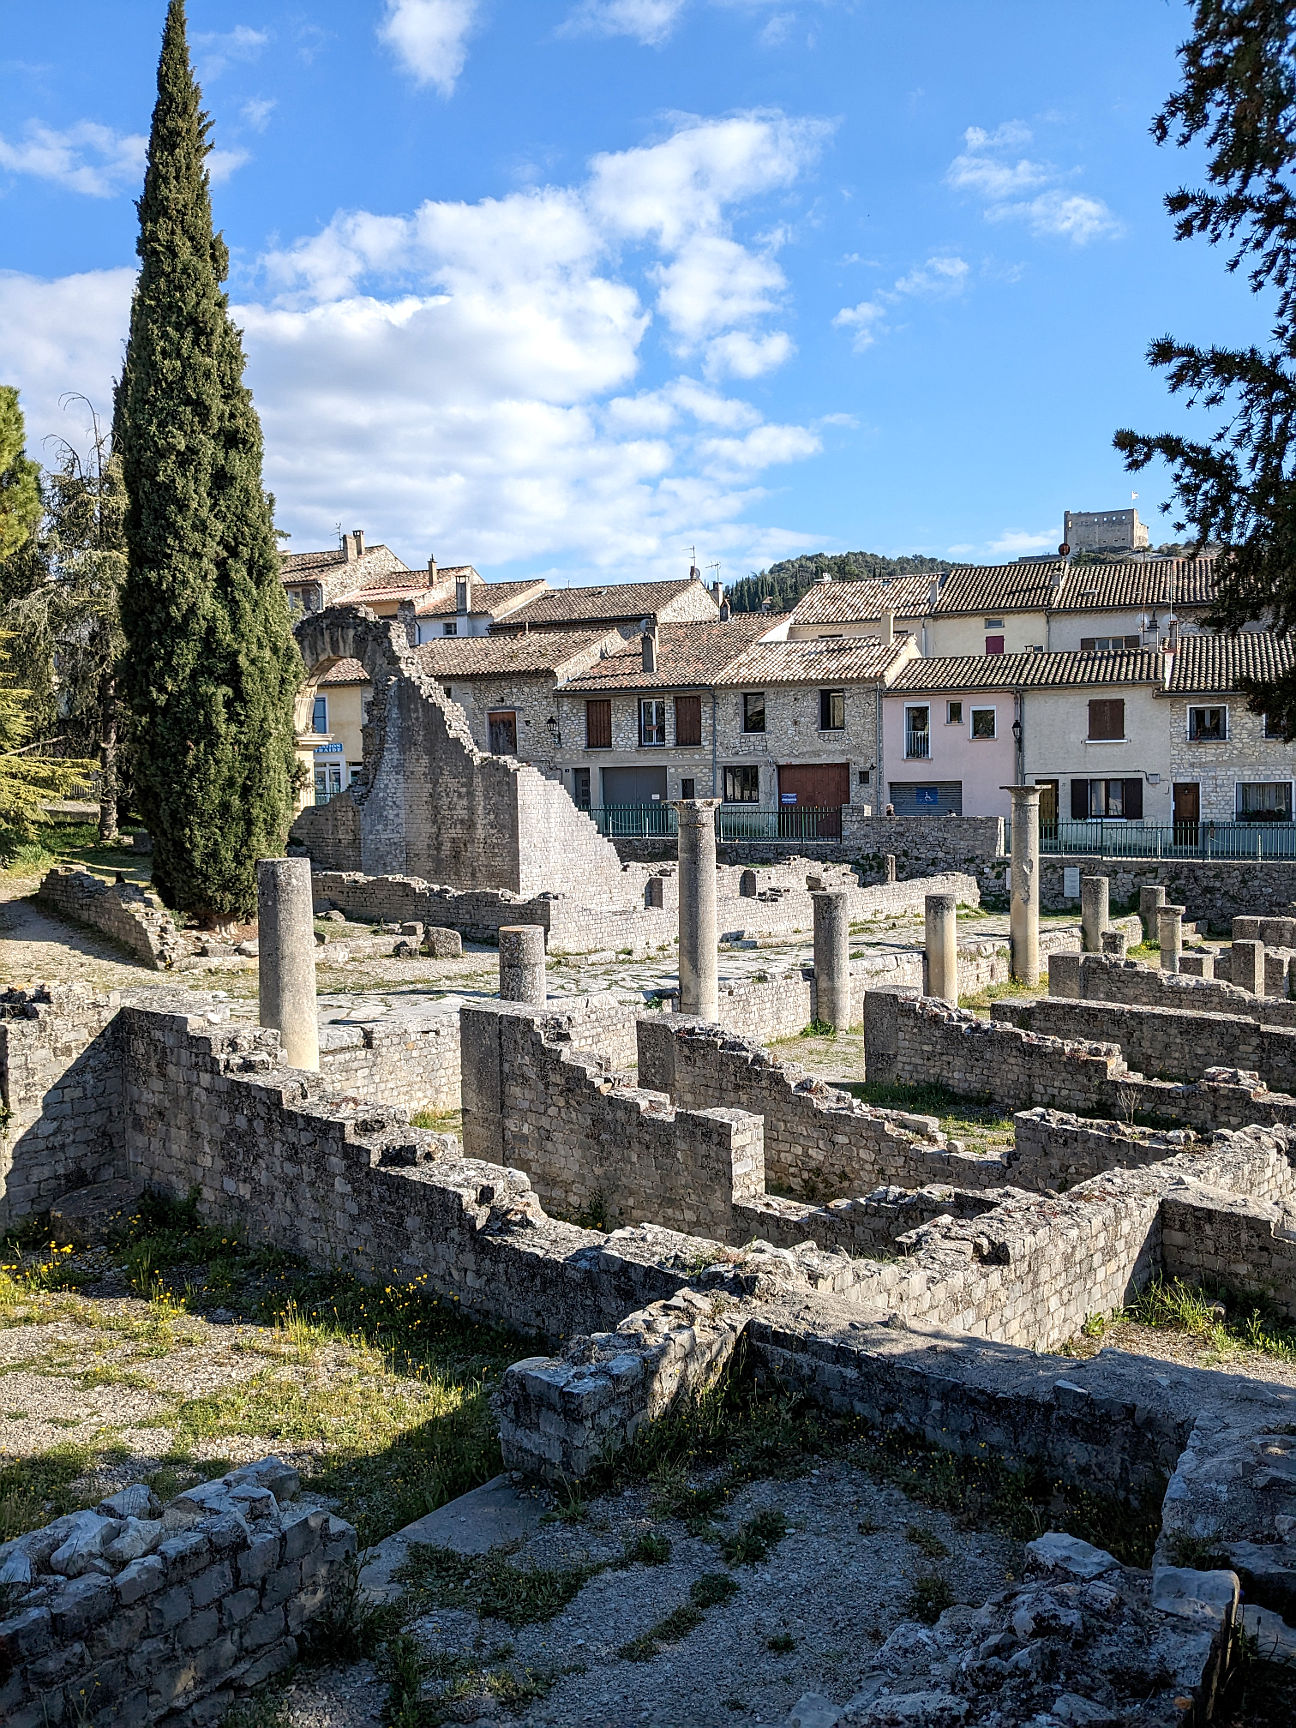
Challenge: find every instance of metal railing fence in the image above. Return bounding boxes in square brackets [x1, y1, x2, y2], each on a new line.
[1037, 818, 1296, 860]
[584, 803, 844, 841]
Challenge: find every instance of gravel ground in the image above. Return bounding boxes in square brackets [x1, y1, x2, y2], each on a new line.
[287, 1463, 1021, 1728]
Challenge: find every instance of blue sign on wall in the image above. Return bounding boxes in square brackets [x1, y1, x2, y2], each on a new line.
[314, 741, 344, 755]
[915, 786, 939, 806]
[780, 792, 797, 804]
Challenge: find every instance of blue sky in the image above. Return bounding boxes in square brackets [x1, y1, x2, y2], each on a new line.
[0, 1, 1260, 584]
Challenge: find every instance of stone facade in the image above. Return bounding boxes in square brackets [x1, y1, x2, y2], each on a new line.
[1040, 856, 1296, 928]
[290, 608, 627, 900]
[0, 1458, 355, 1728]
[1165, 693, 1294, 822]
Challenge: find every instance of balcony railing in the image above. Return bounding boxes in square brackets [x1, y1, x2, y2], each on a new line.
[586, 804, 844, 841]
[1038, 819, 1296, 860]
[904, 729, 931, 760]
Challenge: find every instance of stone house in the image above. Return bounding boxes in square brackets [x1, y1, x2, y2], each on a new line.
[493, 574, 722, 636]
[1161, 632, 1296, 827]
[281, 531, 417, 615]
[553, 617, 771, 811]
[415, 629, 623, 778]
[884, 651, 1169, 823]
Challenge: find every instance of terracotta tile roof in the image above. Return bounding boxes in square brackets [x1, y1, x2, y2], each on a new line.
[282, 545, 411, 587]
[414, 630, 615, 679]
[413, 579, 547, 618]
[892, 650, 1166, 692]
[785, 556, 1222, 624]
[785, 574, 937, 626]
[1057, 557, 1218, 612]
[1164, 630, 1295, 694]
[316, 657, 369, 687]
[930, 563, 1066, 616]
[713, 634, 915, 686]
[562, 617, 769, 692]
[495, 577, 716, 629]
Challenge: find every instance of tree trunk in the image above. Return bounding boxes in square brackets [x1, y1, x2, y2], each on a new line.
[98, 673, 119, 845]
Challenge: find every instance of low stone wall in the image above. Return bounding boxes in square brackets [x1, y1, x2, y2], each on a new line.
[0, 1457, 355, 1728]
[1, 985, 125, 1229]
[733, 1183, 999, 1258]
[995, 995, 1296, 1094]
[1040, 857, 1296, 930]
[636, 1016, 1010, 1199]
[1162, 1184, 1296, 1320]
[608, 817, 1005, 876]
[461, 1001, 764, 1240]
[1051, 951, 1296, 1025]
[863, 986, 1296, 1133]
[35, 867, 186, 970]
[318, 1002, 463, 1116]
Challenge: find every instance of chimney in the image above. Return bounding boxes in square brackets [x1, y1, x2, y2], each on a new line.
[353, 529, 365, 555]
[882, 607, 895, 646]
[711, 580, 723, 607]
[456, 571, 474, 614]
[719, 598, 731, 621]
[642, 621, 659, 673]
[1167, 616, 1180, 654]
[342, 530, 357, 562]
[927, 577, 939, 609]
[427, 555, 438, 580]
[689, 563, 701, 581]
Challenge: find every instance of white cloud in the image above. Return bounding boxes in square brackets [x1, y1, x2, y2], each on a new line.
[833, 299, 885, 351]
[193, 25, 270, 80]
[208, 149, 251, 185]
[986, 527, 1057, 557]
[946, 121, 1121, 244]
[703, 329, 792, 379]
[0, 267, 135, 443]
[0, 121, 145, 198]
[834, 253, 969, 353]
[379, 0, 480, 96]
[0, 115, 826, 575]
[564, 0, 688, 44]
[241, 98, 276, 132]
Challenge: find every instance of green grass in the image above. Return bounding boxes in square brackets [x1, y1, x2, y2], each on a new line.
[1, 818, 147, 883]
[618, 1574, 740, 1661]
[957, 975, 1038, 1012]
[410, 1108, 464, 1137]
[1123, 1276, 1296, 1363]
[398, 1543, 602, 1626]
[838, 1078, 1016, 1153]
[0, 1192, 521, 1546]
[902, 1572, 955, 1623]
[718, 1507, 787, 1565]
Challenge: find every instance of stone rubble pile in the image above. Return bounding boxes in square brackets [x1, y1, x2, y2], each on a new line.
[783, 1533, 1236, 1728]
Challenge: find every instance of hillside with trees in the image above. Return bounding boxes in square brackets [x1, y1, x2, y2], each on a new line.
[728, 551, 954, 614]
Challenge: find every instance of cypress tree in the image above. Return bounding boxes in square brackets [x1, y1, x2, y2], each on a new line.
[116, 0, 301, 922]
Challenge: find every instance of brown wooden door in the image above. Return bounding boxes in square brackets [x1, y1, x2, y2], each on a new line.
[1173, 781, 1200, 846]
[777, 763, 849, 838]
[488, 710, 517, 755]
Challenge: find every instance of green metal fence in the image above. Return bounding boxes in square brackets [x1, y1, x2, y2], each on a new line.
[1038, 819, 1296, 860]
[586, 804, 844, 841]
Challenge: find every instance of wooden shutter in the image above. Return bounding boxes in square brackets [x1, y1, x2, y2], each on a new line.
[1071, 779, 1089, 819]
[1087, 698, 1124, 740]
[674, 693, 702, 747]
[1123, 778, 1144, 820]
[586, 698, 612, 749]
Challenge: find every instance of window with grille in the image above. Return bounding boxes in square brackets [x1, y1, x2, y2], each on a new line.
[743, 691, 766, 733]
[585, 699, 612, 749]
[723, 765, 760, 802]
[1087, 699, 1125, 741]
[904, 705, 930, 758]
[1188, 706, 1227, 741]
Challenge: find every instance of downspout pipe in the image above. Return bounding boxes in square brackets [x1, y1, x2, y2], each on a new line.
[711, 689, 718, 798]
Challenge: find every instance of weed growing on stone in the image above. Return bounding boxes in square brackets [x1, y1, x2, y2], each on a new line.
[586, 1369, 1163, 1568]
[957, 976, 1038, 1013]
[1125, 1276, 1296, 1362]
[902, 1571, 956, 1623]
[719, 1506, 787, 1564]
[905, 1523, 949, 1558]
[621, 1529, 671, 1565]
[618, 1573, 740, 1662]
[800, 1019, 837, 1038]
[767, 1632, 797, 1653]
[398, 1543, 602, 1627]
[839, 1078, 1016, 1153]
